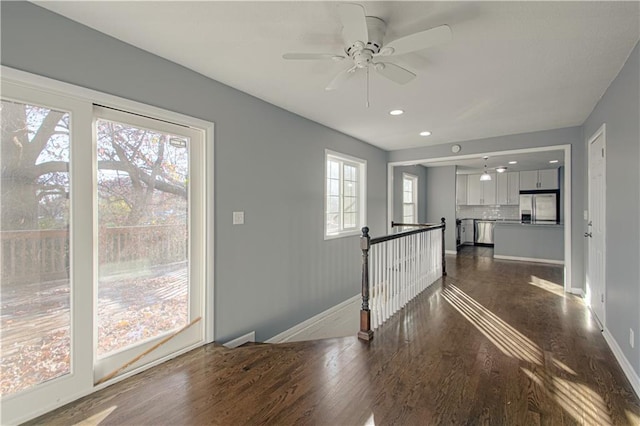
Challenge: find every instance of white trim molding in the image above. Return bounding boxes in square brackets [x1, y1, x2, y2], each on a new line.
[569, 288, 585, 297]
[223, 331, 256, 348]
[493, 254, 564, 265]
[266, 295, 360, 343]
[603, 328, 640, 398]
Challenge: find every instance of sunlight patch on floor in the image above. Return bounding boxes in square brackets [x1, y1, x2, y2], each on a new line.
[521, 368, 613, 425]
[442, 284, 543, 365]
[625, 409, 640, 424]
[529, 275, 564, 297]
[363, 413, 375, 425]
[441, 283, 613, 425]
[72, 405, 118, 426]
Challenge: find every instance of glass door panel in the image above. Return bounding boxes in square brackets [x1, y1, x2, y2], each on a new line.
[0, 100, 71, 397]
[96, 118, 190, 357]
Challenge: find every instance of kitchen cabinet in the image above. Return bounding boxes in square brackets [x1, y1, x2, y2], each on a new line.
[456, 174, 467, 205]
[520, 169, 558, 190]
[467, 173, 496, 205]
[538, 169, 558, 190]
[496, 172, 520, 205]
[461, 219, 474, 243]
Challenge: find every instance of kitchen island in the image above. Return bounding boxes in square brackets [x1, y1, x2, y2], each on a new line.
[493, 221, 564, 264]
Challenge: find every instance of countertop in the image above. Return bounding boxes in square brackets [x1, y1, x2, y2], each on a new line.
[457, 218, 564, 227]
[494, 220, 564, 227]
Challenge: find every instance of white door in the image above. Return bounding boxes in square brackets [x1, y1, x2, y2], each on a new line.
[587, 126, 606, 329]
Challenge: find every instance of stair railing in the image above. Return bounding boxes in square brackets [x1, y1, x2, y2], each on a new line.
[358, 218, 446, 341]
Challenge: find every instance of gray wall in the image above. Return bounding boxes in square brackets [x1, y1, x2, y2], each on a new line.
[583, 41, 640, 376]
[0, 2, 388, 342]
[392, 165, 428, 225]
[425, 166, 457, 251]
[389, 126, 585, 291]
[494, 224, 564, 262]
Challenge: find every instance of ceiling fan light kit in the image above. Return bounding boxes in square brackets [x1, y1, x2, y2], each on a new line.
[282, 3, 452, 102]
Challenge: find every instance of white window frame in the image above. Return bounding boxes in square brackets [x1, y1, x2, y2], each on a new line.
[0, 66, 215, 425]
[324, 149, 367, 239]
[402, 173, 418, 224]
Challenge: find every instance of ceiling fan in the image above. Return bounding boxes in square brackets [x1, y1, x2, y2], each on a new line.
[282, 3, 452, 93]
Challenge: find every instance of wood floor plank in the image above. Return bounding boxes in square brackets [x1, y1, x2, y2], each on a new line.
[26, 254, 640, 425]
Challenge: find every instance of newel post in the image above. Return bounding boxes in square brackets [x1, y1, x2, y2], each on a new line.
[358, 227, 374, 341]
[441, 218, 447, 276]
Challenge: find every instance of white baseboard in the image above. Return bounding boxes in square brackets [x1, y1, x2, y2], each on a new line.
[445, 250, 457, 255]
[223, 331, 256, 348]
[602, 328, 640, 399]
[569, 288, 584, 297]
[493, 254, 564, 265]
[266, 294, 360, 344]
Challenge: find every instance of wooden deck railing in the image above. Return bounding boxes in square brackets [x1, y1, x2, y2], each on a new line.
[1, 225, 186, 284]
[358, 218, 446, 341]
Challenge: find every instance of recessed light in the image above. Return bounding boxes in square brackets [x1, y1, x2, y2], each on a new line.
[389, 109, 404, 116]
[508, 161, 518, 164]
[549, 160, 559, 164]
[419, 131, 431, 136]
[496, 167, 507, 173]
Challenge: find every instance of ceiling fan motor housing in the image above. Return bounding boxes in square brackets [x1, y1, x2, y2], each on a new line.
[344, 16, 386, 66]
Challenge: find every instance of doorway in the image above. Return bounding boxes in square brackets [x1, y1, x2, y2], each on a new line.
[387, 144, 573, 292]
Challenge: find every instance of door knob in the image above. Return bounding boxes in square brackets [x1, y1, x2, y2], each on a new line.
[584, 232, 592, 238]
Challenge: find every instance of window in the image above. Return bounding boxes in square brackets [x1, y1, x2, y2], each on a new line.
[325, 150, 366, 239]
[403, 173, 418, 224]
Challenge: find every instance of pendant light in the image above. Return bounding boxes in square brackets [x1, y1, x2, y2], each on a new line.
[480, 156, 492, 181]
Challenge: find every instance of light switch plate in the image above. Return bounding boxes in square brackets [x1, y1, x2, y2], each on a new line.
[233, 211, 244, 225]
[584, 210, 588, 220]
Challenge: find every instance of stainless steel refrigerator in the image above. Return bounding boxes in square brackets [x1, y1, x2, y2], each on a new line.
[519, 192, 558, 223]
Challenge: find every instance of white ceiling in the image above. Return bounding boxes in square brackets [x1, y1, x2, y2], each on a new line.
[35, 1, 639, 151]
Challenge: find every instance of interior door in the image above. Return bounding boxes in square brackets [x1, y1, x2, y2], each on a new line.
[587, 127, 606, 329]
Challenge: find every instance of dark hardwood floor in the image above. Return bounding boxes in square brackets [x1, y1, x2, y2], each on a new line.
[28, 255, 640, 425]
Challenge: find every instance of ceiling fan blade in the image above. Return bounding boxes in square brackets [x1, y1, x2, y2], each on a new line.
[337, 3, 368, 44]
[382, 25, 452, 56]
[283, 53, 345, 60]
[374, 62, 416, 85]
[326, 66, 357, 91]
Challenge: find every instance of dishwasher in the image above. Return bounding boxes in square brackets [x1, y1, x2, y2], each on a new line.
[474, 220, 495, 245]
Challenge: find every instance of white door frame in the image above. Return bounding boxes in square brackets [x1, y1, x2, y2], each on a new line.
[387, 144, 573, 292]
[586, 124, 606, 328]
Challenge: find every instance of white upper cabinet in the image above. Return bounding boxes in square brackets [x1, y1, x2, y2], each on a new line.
[467, 173, 496, 205]
[520, 169, 558, 190]
[456, 174, 468, 205]
[496, 172, 520, 204]
[537, 169, 559, 190]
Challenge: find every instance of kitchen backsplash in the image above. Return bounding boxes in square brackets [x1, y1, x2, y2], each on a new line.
[457, 205, 519, 220]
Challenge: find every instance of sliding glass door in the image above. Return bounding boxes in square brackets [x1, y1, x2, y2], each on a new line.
[93, 107, 204, 382]
[1, 76, 210, 424]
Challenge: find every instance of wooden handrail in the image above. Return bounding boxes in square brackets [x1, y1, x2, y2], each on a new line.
[371, 222, 444, 245]
[358, 218, 447, 341]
